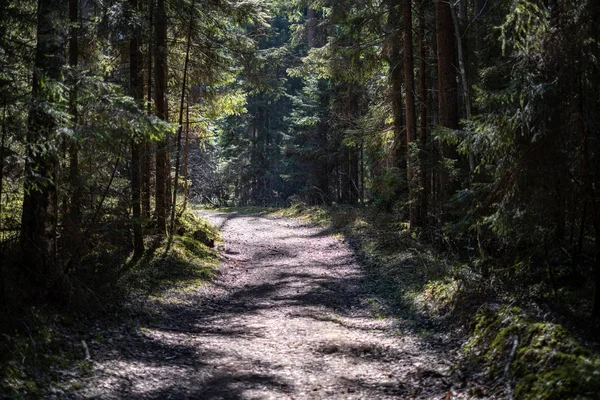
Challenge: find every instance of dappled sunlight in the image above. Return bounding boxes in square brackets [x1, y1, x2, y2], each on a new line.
[76, 211, 461, 399]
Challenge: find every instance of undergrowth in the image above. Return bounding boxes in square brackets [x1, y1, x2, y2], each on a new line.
[466, 305, 600, 399]
[124, 211, 220, 299]
[0, 210, 220, 398]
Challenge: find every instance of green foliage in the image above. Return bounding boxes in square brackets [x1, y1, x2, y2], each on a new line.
[369, 168, 405, 210]
[75, 75, 176, 144]
[454, 1, 598, 304]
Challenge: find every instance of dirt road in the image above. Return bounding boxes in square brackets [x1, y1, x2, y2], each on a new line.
[76, 212, 460, 399]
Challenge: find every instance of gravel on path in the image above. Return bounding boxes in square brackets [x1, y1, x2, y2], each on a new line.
[75, 211, 466, 399]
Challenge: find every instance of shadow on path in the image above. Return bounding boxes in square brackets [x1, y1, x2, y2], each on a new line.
[75, 212, 458, 399]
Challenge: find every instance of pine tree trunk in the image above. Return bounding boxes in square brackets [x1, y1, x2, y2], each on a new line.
[350, 147, 359, 204]
[450, 1, 474, 172]
[360, 142, 365, 204]
[154, 0, 168, 232]
[389, 0, 405, 170]
[317, 124, 329, 204]
[404, 0, 417, 226]
[142, 144, 152, 217]
[436, 0, 458, 130]
[183, 100, 190, 210]
[0, 106, 6, 229]
[142, 0, 153, 218]
[340, 148, 350, 204]
[418, 0, 428, 222]
[21, 0, 68, 297]
[589, 0, 600, 320]
[307, 7, 317, 50]
[66, 0, 81, 245]
[168, 6, 193, 243]
[130, 0, 144, 257]
[435, 0, 459, 200]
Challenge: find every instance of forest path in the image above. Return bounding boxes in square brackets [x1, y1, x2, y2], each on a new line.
[76, 211, 462, 399]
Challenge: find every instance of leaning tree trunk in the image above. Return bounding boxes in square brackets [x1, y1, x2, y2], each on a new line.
[154, 0, 168, 232]
[168, 3, 193, 248]
[21, 0, 69, 298]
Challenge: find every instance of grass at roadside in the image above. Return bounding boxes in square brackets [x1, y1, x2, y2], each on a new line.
[0, 211, 220, 398]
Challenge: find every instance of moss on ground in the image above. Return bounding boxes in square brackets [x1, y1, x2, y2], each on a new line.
[466, 305, 600, 399]
[123, 210, 221, 298]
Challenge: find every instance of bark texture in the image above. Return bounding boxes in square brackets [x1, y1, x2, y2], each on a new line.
[404, 0, 417, 226]
[389, 0, 405, 169]
[154, 0, 168, 232]
[418, 0, 428, 222]
[21, 0, 69, 297]
[130, 0, 144, 257]
[435, 0, 459, 200]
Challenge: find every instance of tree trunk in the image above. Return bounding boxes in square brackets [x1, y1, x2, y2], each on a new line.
[21, 0, 68, 298]
[142, 0, 153, 218]
[404, 0, 417, 226]
[389, 0, 405, 170]
[183, 100, 190, 211]
[360, 142, 365, 204]
[307, 7, 317, 50]
[417, 0, 428, 222]
[154, 0, 168, 232]
[168, 5, 193, 244]
[130, 0, 144, 258]
[0, 106, 6, 230]
[350, 147, 359, 203]
[436, 0, 458, 130]
[66, 0, 81, 245]
[142, 144, 152, 218]
[589, 0, 600, 320]
[435, 0, 459, 200]
[315, 124, 329, 204]
[450, 1, 475, 172]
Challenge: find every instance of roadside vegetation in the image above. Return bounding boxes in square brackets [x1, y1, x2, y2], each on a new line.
[0, 211, 219, 397]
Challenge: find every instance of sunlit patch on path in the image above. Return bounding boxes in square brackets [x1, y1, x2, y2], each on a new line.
[74, 212, 462, 399]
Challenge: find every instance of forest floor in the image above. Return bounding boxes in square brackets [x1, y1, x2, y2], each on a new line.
[66, 210, 478, 399]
